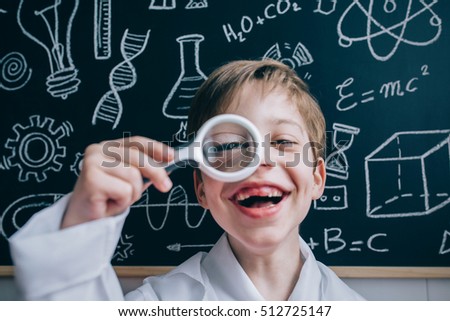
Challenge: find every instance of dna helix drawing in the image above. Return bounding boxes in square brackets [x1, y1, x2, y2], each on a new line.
[92, 29, 150, 129]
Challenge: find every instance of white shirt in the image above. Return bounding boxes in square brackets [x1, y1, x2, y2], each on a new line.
[10, 195, 364, 301]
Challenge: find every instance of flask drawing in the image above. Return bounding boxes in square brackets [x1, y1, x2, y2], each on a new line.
[162, 34, 207, 120]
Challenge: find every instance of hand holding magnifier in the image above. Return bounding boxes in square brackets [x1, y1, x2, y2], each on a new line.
[144, 114, 262, 183]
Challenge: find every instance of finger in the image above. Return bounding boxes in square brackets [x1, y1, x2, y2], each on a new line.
[108, 136, 175, 163]
[90, 170, 137, 216]
[100, 161, 144, 203]
[101, 146, 173, 193]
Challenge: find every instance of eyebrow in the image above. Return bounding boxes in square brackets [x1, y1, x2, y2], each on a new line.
[271, 118, 306, 133]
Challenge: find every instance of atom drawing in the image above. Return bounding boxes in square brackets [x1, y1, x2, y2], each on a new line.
[337, 0, 442, 61]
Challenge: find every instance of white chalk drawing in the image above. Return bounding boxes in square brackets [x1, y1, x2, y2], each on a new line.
[263, 42, 314, 70]
[222, 1, 302, 43]
[94, 0, 112, 60]
[163, 34, 207, 142]
[92, 29, 150, 129]
[17, 0, 81, 99]
[133, 185, 208, 231]
[70, 152, 83, 176]
[163, 34, 206, 120]
[314, 185, 348, 210]
[439, 230, 450, 255]
[0, 193, 64, 239]
[336, 64, 431, 111]
[366, 130, 450, 218]
[0, 8, 7, 14]
[4, 116, 72, 182]
[325, 123, 360, 180]
[1, 187, 207, 239]
[112, 234, 135, 262]
[185, 0, 208, 9]
[0, 52, 32, 90]
[167, 242, 214, 252]
[314, 0, 337, 15]
[337, 0, 442, 61]
[149, 0, 176, 10]
[306, 228, 389, 254]
[149, 0, 208, 10]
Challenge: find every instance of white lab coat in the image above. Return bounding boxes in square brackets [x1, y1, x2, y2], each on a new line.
[10, 195, 364, 301]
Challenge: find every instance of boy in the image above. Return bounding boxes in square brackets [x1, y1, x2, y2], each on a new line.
[10, 59, 364, 300]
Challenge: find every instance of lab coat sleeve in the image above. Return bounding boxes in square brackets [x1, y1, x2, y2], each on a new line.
[9, 194, 129, 300]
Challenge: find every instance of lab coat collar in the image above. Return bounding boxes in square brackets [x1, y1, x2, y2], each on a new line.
[289, 237, 322, 300]
[202, 233, 336, 300]
[203, 234, 265, 300]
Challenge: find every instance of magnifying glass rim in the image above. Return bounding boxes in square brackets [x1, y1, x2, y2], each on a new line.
[194, 114, 262, 182]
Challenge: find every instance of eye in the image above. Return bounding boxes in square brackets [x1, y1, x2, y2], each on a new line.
[270, 140, 297, 149]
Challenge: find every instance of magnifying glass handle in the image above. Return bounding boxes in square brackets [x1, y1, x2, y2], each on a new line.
[142, 141, 195, 184]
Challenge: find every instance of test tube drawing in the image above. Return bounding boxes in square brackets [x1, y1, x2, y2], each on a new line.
[325, 123, 360, 180]
[92, 29, 150, 129]
[162, 34, 207, 142]
[94, 0, 112, 60]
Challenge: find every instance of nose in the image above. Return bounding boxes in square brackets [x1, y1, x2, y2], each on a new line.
[259, 138, 276, 168]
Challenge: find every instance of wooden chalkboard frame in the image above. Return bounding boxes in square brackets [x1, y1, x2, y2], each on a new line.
[1, 266, 450, 278]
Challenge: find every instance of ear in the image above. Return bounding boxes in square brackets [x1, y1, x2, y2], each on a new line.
[193, 169, 209, 209]
[311, 158, 326, 200]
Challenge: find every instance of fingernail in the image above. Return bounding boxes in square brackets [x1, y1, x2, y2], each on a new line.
[162, 178, 173, 191]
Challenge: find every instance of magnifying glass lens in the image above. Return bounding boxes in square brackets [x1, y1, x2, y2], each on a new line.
[202, 122, 258, 173]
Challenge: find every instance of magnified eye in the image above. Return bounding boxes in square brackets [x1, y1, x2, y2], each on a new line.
[213, 141, 245, 152]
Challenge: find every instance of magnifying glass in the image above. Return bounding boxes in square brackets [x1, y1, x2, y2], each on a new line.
[145, 114, 263, 183]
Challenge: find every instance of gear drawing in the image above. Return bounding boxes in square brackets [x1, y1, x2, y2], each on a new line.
[5, 115, 69, 182]
[70, 152, 84, 176]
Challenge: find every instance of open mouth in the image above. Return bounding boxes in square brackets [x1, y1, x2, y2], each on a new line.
[231, 187, 289, 209]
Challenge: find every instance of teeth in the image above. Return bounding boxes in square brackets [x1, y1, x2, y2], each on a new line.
[234, 189, 283, 201]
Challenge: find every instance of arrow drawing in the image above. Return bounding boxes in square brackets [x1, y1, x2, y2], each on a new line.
[166, 243, 214, 252]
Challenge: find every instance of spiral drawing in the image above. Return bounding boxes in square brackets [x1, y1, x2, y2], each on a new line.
[92, 29, 150, 129]
[0, 52, 32, 91]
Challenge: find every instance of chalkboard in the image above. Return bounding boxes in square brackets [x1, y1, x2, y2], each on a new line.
[1, 0, 449, 277]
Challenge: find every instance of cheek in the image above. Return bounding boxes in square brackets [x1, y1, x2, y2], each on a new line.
[201, 178, 225, 204]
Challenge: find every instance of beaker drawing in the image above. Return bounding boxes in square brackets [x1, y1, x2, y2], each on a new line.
[325, 123, 360, 180]
[162, 34, 207, 120]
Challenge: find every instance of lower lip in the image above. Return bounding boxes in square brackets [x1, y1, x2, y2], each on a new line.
[231, 196, 287, 219]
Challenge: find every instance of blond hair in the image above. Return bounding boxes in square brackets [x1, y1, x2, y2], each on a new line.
[187, 59, 326, 160]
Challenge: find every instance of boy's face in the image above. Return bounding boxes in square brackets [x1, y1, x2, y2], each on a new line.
[193, 84, 326, 254]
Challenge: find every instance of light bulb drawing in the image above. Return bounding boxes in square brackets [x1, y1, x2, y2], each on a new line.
[17, 0, 81, 99]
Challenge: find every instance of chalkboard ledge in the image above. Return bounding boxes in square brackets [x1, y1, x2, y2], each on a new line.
[1, 266, 449, 279]
[112, 266, 450, 279]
